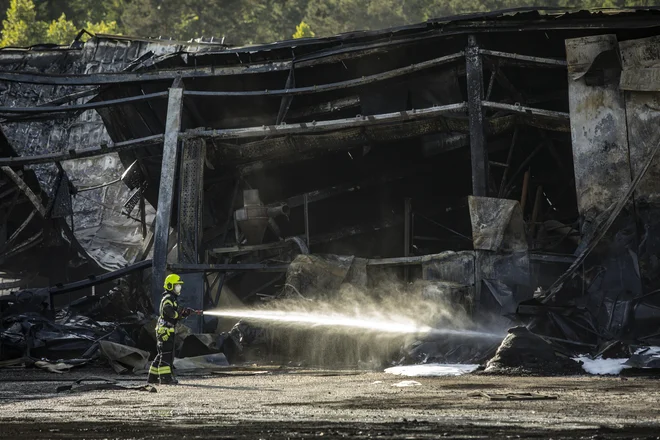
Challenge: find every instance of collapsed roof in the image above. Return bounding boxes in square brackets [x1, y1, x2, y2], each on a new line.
[0, 7, 659, 348]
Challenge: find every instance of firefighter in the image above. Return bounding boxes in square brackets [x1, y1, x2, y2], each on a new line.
[147, 273, 192, 385]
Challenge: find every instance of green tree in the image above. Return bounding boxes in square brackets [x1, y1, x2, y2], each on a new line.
[293, 20, 314, 38]
[1, 0, 47, 46]
[84, 20, 119, 37]
[45, 13, 76, 44]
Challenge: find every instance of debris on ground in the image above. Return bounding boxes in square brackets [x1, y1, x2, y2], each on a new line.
[56, 377, 157, 393]
[173, 353, 229, 372]
[484, 327, 583, 375]
[392, 380, 422, 387]
[468, 392, 557, 401]
[384, 364, 480, 377]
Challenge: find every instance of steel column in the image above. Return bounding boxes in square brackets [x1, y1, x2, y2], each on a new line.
[151, 87, 184, 311]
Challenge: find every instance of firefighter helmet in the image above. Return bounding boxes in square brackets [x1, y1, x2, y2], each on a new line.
[164, 273, 184, 291]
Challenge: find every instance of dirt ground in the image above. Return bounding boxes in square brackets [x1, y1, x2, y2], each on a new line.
[0, 367, 659, 439]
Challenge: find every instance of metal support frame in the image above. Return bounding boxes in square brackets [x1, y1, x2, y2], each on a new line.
[466, 35, 488, 315]
[1, 167, 46, 217]
[403, 198, 412, 282]
[170, 263, 289, 273]
[466, 35, 488, 197]
[177, 138, 206, 332]
[304, 193, 310, 247]
[152, 86, 184, 311]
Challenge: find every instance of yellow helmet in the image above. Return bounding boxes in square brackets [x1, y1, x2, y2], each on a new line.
[164, 273, 184, 291]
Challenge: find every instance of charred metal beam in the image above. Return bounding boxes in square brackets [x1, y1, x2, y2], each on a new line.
[466, 35, 488, 197]
[49, 259, 153, 296]
[0, 134, 162, 167]
[0, 196, 27, 210]
[184, 52, 465, 98]
[169, 263, 289, 273]
[177, 138, 206, 332]
[152, 86, 184, 309]
[0, 42, 410, 86]
[541, 135, 660, 304]
[287, 96, 361, 120]
[480, 49, 567, 67]
[498, 127, 519, 197]
[502, 142, 547, 198]
[0, 103, 466, 168]
[0, 167, 46, 217]
[0, 185, 18, 199]
[310, 217, 402, 245]
[0, 91, 168, 116]
[1, 231, 43, 260]
[0, 63, 292, 85]
[403, 198, 412, 280]
[0, 208, 37, 255]
[529, 252, 576, 264]
[481, 101, 570, 121]
[367, 255, 425, 267]
[274, 167, 416, 210]
[304, 193, 310, 247]
[185, 102, 467, 141]
[209, 241, 293, 256]
[177, 138, 205, 265]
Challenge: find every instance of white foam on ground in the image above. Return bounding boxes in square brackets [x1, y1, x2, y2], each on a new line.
[385, 364, 480, 377]
[635, 346, 660, 356]
[392, 380, 422, 387]
[573, 356, 629, 375]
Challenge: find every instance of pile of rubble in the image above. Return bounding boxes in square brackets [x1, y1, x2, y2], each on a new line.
[0, 283, 240, 375]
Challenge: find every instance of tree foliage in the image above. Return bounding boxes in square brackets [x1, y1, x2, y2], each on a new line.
[293, 20, 315, 39]
[1, 0, 120, 46]
[2, 0, 660, 47]
[1, 0, 46, 47]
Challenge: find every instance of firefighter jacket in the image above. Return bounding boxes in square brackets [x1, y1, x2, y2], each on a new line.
[157, 291, 181, 330]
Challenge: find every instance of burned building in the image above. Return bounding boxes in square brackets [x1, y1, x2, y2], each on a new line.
[1, 7, 660, 363]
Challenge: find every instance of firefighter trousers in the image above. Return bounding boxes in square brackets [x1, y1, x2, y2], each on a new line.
[147, 326, 176, 384]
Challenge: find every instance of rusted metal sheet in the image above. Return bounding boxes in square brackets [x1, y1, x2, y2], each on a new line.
[565, 35, 631, 218]
[620, 35, 660, 292]
[468, 196, 526, 252]
[619, 35, 660, 91]
[565, 34, 642, 308]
